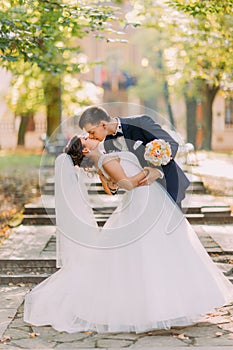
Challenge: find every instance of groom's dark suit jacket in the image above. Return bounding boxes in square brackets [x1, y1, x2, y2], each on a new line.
[104, 115, 190, 204]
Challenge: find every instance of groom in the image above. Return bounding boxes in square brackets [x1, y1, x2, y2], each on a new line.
[79, 106, 190, 207]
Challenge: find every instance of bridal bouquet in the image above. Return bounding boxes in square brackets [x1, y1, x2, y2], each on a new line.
[144, 139, 172, 166]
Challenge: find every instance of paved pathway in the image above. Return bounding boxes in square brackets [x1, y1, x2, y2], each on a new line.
[1, 300, 233, 348]
[0, 226, 55, 260]
[1, 153, 233, 348]
[186, 152, 233, 198]
[1, 223, 233, 262]
[0, 220, 233, 348]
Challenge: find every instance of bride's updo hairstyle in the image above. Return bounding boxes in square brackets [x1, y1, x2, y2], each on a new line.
[64, 135, 94, 168]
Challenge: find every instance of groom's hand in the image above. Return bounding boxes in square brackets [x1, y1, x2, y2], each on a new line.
[138, 167, 163, 186]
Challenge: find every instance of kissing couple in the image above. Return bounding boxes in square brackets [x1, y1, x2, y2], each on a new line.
[24, 106, 233, 333]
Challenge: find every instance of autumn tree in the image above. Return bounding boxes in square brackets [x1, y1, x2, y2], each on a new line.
[168, 0, 233, 149]
[128, 0, 233, 149]
[0, 0, 122, 141]
[125, 1, 179, 129]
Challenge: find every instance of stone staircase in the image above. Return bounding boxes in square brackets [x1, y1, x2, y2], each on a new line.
[22, 177, 233, 226]
[22, 204, 233, 226]
[1, 173, 233, 284]
[0, 259, 58, 284]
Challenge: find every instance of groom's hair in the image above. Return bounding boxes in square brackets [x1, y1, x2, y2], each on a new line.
[79, 106, 111, 129]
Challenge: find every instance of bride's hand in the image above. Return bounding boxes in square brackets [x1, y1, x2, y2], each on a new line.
[138, 167, 163, 186]
[107, 179, 118, 190]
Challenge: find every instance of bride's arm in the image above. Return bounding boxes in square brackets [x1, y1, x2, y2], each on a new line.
[102, 157, 148, 191]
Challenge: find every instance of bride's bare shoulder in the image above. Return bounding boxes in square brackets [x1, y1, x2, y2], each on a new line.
[102, 153, 120, 165]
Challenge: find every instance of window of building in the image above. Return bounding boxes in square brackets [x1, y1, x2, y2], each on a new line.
[225, 98, 233, 127]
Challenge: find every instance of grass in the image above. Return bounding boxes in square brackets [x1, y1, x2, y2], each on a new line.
[0, 149, 53, 244]
[0, 149, 56, 177]
[0, 150, 42, 173]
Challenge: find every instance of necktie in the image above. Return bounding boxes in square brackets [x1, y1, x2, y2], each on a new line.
[111, 131, 123, 138]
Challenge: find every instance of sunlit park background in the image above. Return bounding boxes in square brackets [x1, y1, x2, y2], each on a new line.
[0, 0, 233, 242]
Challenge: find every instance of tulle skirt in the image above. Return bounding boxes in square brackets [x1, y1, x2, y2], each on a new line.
[24, 184, 233, 333]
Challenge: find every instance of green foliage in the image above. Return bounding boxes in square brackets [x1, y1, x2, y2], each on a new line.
[127, 28, 166, 111]
[168, 5, 233, 94]
[0, 152, 42, 172]
[130, 0, 233, 92]
[6, 61, 44, 114]
[0, 0, 120, 74]
[129, 0, 233, 148]
[168, 0, 233, 16]
[0, 0, 123, 136]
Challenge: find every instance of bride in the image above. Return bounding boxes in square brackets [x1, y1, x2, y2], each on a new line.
[24, 135, 233, 333]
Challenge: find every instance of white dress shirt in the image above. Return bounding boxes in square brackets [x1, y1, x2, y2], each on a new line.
[112, 118, 128, 151]
[112, 118, 163, 179]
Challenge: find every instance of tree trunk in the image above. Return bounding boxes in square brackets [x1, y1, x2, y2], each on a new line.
[201, 84, 219, 150]
[144, 98, 158, 112]
[157, 48, 175, 129]
[17, 113, 30, 146]
[184, 94, 197, 146]
[163, 79, 176, 130]
[44, 74, 62, 139]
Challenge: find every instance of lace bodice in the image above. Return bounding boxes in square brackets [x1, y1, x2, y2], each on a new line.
[98, 151, 142, 179]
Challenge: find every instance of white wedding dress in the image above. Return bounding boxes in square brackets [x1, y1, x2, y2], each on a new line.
[24, 152, 233, 333]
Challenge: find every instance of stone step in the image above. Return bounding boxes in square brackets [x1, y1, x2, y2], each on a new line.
[24, 207, 55, 215]
[201, 207, 232, 217]
[41, 189, 55, 195]
[183, 206, 202, 214]
[88, 189, 124, 195]
[0, 274, 51, 284]
[22, 212, 233, 226]
[24, 205, 231, 216]
[216, 263, 233, 276]
[1, 272, 232, 285]
[0, 228, 232, 284]
[1, 266, 232, 285]
[42, 188, 206, 196]
[22, 215, 113, 226]
[41, 181, 103, 190]
[94, 207, 117, 213]
[22, 215, 56, 225]
[186, 183, 206, 194]
[42, 184, 54, 190]
[186, 213, 233, 225]
[44, 172, 203, 186]
[42, 186, 206, 196]
[0, 259, 57, 274]
[41, 187, 127, 196]
[24, 206, 118, 215]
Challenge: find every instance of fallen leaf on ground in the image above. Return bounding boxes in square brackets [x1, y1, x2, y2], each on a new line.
[173, 333, 189, 340]
[216, 308, 231, 314]
[16, 283, 25, 287]
[0, 336, 12, 343]
[29, 332, 40, 338]
[215, 332, 223, 337]
[206, 316, 231, 325]
[218, 324, 233, 332]
[207, 310, 230, 317]
[83, 331, 93, 335]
